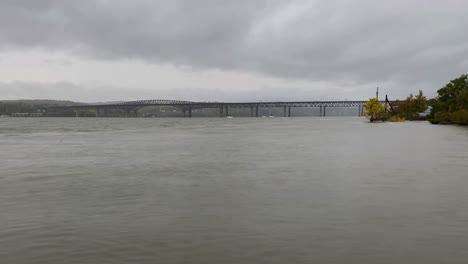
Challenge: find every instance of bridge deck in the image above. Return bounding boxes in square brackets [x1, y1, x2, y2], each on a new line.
[45, 99, 382, 117]
[51, 100, 373, 109]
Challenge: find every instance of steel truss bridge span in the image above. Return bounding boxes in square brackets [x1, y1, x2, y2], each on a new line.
[49, 99, 375, 117]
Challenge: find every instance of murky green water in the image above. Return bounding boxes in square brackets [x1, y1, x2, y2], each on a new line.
[1, 117, 467, 263]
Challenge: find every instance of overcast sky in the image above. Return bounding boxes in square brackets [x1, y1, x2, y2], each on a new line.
[1, 0, 467, 102]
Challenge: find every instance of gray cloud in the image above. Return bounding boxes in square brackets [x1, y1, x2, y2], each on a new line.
[1, 0, 467, 97]
[0, 81, 95, 102]
[1, 80, 355, 102]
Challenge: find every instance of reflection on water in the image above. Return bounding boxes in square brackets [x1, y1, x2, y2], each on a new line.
[1, 117, 468, 264]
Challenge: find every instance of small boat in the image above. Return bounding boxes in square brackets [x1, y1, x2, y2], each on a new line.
[226, 115, 233, 118]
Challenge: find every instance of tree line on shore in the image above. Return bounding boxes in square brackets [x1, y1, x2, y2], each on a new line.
[364, 74, 468, 125]
[427, 74, 468, 125]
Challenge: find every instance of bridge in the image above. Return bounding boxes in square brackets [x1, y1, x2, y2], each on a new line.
[49, 99, 371, 117]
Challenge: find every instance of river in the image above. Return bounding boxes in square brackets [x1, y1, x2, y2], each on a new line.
[1, 117, 467, 263]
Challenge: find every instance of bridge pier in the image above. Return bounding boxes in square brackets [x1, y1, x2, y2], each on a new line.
[97, 107, 108, 117]
[188, 108, 192, 118]
[250, 105, 254, 117]
[255, 105, 259, 117]
[182, 109, 186, 117]
[225, 105, 229, 117]
[319, 105, 327, 117]
[123, 107, 138, 118]
[283, 106, 287, 117]
[288, 106, 291, 117]
[219, 106, 224, 117]
[97, 108, 105, 117]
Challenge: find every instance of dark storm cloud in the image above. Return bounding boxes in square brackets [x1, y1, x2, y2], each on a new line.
[1, 0, 467, 91]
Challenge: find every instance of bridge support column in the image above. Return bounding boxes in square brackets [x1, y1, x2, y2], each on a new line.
[323, 106, 326, 117]
[225, 105, 229, 117]
[182, 109, 186, 117]
[319, 105, 322, 117]
[188, 108, 192, 118]
[288, 106, 291, 117]
[250, 106, 254, 117]
[219, 106, 224, 117]
[133, 109, 138, 118]
[98, 108, 106, 117]
[283, 106, 287, 117]
[255, 105, 259, 117]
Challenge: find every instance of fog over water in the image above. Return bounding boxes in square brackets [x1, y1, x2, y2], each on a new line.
[1, 117, 467, 263]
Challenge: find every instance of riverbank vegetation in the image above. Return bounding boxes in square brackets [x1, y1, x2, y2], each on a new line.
[388, 115, 406, 122]
[364, 74, 467, 126]
[363, 98, 386, 122]
[428, 74, 468, 125]
[393, 90, 427, 120]
[364, 91, 427, 123]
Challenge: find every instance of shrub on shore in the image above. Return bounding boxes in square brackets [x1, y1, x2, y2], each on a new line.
[364, 98, 386, 122]
[388, 115, 406, 122]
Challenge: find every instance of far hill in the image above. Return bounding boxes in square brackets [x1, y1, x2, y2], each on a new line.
[0, 99, 85, 115]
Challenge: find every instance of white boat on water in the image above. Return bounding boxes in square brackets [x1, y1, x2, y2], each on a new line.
[226, 115, 233, 118]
